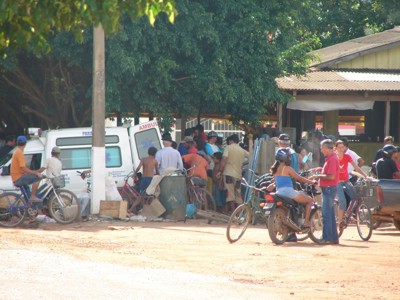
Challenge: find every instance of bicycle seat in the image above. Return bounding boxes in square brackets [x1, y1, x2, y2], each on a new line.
[190, 177, 206, 187]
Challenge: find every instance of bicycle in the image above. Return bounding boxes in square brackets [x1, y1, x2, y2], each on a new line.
[181, 167, 216, 212]
[338, 176, 373, 241]
[0, 174, 80, 227]
[118, 171, 153, 214]
[226, 178, 270, 243]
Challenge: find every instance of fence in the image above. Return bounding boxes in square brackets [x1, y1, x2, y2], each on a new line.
[185, 118, 244, 142]
[248, 138, 277, 175]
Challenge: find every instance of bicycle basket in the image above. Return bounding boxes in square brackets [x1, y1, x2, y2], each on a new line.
[51, 175, 66, 188]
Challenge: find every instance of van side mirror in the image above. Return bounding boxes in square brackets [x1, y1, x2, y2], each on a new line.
[1, 165, 10, 176]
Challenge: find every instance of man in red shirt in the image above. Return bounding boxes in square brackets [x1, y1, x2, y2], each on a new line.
[311, 139, 340, 245]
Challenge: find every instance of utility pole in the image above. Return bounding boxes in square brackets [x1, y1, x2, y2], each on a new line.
[91, 25, 106, 213]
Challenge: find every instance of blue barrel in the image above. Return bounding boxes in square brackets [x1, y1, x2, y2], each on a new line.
[159, 175, 187, 221]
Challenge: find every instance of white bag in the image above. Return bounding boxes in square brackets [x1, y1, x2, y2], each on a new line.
[105, 176, 123, 201]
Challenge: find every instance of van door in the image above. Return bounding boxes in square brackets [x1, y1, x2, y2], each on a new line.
[128, 120, 163, 170]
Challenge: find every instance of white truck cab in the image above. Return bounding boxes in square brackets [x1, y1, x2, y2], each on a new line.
[0, 120, 162, 194]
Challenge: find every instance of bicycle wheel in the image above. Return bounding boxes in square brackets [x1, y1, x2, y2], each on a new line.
[226, 204, 251, 243]
[356, 203, 373, 241]
[268, 207, 289, 245]
[308, 207, 324, 244]
[0, 192, 27, 227]
[48, 190, 80, 224]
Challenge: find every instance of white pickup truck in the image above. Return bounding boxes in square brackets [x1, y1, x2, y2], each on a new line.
[0, 120, 162, 195]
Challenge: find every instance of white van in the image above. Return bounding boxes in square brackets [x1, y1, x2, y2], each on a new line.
[0, 120, 162, 194]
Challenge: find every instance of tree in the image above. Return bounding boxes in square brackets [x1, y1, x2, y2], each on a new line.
[0, 0, 398, 133]
[0, 0, 176, 57]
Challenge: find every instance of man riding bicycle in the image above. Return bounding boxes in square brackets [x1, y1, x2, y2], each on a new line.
[10, 136, 44, 202]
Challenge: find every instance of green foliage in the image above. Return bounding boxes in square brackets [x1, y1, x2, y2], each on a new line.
[304, 0, 394, 47]
[0, 0, 397, 132]
[0, 0, 176, 56]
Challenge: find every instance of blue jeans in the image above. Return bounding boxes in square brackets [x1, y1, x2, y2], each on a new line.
[213, 182, 226, 207]
[336, 181, 354, 211]
[321, 186, 339, 242]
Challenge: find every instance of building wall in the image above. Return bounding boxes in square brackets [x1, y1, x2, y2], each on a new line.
[335, 46, 400, 69]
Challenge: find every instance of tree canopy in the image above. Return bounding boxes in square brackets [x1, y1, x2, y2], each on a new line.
[0, 0, 175, 56]
[0, 0, 397, 133]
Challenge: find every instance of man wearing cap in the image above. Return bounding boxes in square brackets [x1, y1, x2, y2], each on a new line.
[43, 147, 62, 178]
[10, 136, 43, 202]
[278, 134, 299, 173]
[183, 136, 198, 154]
[155, 133, 183, 175]
[205, 131, 220, 156]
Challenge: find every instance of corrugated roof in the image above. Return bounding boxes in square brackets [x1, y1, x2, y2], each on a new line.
[309, 27, 400, 67]
[276, 71, 400, 91]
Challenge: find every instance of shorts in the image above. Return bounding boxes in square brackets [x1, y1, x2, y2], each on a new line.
[276, 187, 300, 199]
[14, 174, 40, 187]
[140, 177, 153, 193]
[224, 175, 242, 204]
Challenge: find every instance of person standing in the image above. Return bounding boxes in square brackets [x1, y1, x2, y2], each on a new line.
[373, 136, 394, 163]
[0, 135, 16, 159]
[204, 131, 220, 156]
[278, 133, 299, 173]
[375, 145, 400, 179]
[311, 139, 339, 245]
[134, 146, 159, 193]
[341, 137, 364, 183]
[155, 133, 183, 175]
[216, 134, 248, 214]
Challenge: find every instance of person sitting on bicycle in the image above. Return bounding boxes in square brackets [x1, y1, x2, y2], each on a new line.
[334, 140, 367, 225]
[10, 136, 44, 202]
[268, 148, 317, 229]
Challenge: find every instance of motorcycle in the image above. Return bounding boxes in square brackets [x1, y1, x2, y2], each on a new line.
[264, 179, 324, 245]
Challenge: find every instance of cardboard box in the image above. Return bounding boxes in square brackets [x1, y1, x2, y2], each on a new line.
[100, 200, 128, 219]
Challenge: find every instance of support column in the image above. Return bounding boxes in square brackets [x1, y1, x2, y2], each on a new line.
[384, 101, 390, 137]
[322, 110, 339, 138]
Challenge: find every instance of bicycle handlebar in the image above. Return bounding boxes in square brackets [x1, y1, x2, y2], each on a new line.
[241, 178, 268, 192]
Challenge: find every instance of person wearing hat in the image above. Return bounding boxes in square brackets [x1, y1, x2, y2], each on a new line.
[278, 133, 299, 173]
[10, 135, 43, 202]
[183, 136, 198, 154]
[155, 133, 183, 175]
[205, 131, 219, 156]
[42, 146, 63, 178]
[375, 144, 400, 179]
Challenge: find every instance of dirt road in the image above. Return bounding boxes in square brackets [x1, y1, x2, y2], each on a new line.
[0, 218, 399, 299]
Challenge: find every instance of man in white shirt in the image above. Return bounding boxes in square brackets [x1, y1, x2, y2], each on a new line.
[155, 133, 183, 175]
[43, 147, 62, 177]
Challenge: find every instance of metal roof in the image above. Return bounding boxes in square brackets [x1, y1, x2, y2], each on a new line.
[276, 71, 400, 92]
[309, 27, 400, 68]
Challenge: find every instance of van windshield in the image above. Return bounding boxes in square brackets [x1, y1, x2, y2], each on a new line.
[0, 153, 12, 167]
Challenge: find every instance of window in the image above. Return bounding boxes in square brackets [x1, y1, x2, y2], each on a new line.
[60, 146, 122, 170]
[56, 135, 120, 146]
[134, 128, 162, 160]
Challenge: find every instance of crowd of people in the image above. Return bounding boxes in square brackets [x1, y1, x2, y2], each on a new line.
[133, 124, 249, 215]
